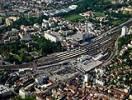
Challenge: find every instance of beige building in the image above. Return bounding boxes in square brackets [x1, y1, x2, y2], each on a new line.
[5, 16, 19, 26]
[121, 6, 132, 14]
[44, 31, 63, 42]
[112, 0, 128, 4]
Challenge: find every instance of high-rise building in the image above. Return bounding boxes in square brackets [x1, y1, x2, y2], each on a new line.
[121, 26, 128, 37]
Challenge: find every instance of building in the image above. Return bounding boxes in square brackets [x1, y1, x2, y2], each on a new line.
[44, 31, 63, 42]
[19, 88, 32, 99]
[128, 26, 132, 34]
[121, 26, 128, 37]
[76, 57, 102, 73]
[112, 0, 127, 4]
[19, 32, 31, 41]
[0, 85, 13, 99]
[45, 0, 54, 4]
[68, 5, 78, 10]
[35, 75, 49, 85]
[5, 16, 19, 26]
[121, 6, 132, 14]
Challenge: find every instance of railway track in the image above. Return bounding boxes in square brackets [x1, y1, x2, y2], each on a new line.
[0, 19, 132, 70]
[37, 30, 119, 66]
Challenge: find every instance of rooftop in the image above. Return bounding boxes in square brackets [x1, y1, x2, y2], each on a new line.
[77, 60, 102, 73]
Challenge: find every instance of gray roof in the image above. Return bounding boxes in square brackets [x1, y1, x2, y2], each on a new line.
[77, 60, 102, 73]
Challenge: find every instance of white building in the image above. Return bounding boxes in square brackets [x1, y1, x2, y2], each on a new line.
[68, 5, 78, 10]
[44, 31, 63, 42]
[0, 85, 13, 98]
[83, 74, 88, 83]
[95, 79, 105, 86]
[128, 26, 132, 35]
[121, 26, 128, 37]
[42, 0, 53, 4]
[19, 32, 31, 41]
[19, 89, 26, 99]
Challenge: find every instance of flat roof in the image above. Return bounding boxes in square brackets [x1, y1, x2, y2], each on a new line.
[77, 60, 102, 72]
[67, 32, 84, 41]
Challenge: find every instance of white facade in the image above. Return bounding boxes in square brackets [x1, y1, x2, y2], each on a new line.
[95, 79, 104, 86]
[19, 32, 31, 41]
[19, 89, 26, 99]
[121, 26, 128, 37]
[68, 5, 78, 10]
[44, 33, 58, 42]
[43, 0, 53, 4]
[128, 26, 132, 35]
[44, 32, 63, 42]
[83, 74, 88, 83]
